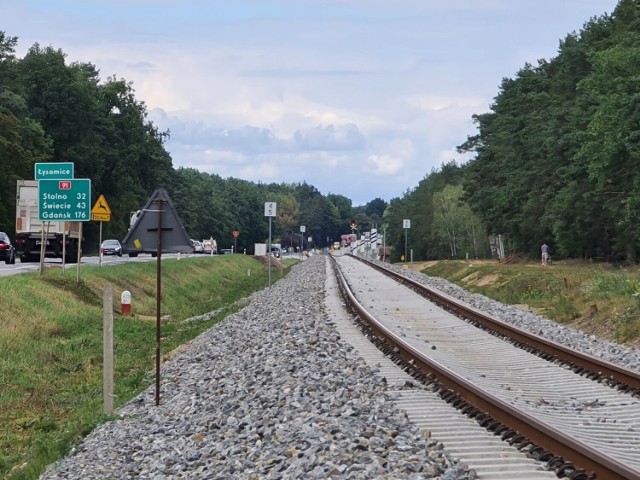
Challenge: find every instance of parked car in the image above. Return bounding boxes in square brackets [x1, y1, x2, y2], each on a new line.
[0, 232, 16, 264]
[220, 248, 233, 254]
[202, 238, 217, 254]
[191, 239, 204, 254]
[101, 239, 123, 256]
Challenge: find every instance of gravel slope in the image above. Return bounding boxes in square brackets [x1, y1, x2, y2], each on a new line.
[40, 256, 464, 480]
[40, 255, 640, 479]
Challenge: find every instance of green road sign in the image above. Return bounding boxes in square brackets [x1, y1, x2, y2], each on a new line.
[38, 179, 91, 221]
[34, 162, 74, 180]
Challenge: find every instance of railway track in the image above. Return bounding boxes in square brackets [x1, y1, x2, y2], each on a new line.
[329, 254, 640, 480]
[355, 255, 640, 394]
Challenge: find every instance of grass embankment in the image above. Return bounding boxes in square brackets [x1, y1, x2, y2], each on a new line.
[417, 259, 640, 347]
[0, 255, 292, 480]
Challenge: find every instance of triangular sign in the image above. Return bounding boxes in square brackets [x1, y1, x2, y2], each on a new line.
[91, 194, 112, 214]
[121, 188, 193, 255]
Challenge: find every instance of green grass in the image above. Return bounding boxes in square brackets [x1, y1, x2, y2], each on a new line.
[585, 270, 640, 298]
[420, 259, 640, 346]
[0, 255, 291, 479]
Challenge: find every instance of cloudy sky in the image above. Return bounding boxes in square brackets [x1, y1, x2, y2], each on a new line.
[4, 0, 619, 205]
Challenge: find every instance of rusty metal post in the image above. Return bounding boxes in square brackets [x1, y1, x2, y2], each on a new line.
[155, 199, 164, 406]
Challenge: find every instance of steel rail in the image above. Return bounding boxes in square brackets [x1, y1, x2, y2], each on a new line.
[350, 255, 640, 393]
[330, 255, 640, 480]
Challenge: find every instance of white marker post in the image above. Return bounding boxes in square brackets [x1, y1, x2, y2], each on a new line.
[121, 290, 132, 315]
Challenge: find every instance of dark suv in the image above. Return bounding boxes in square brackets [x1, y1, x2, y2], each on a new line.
[0, 232, 16, 264]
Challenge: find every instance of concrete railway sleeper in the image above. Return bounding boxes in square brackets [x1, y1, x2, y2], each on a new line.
[349, 254, 640, 396]
[330, 254, 640, 479]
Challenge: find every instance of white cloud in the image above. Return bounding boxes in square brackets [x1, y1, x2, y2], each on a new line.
[237, 162, 281, 181]
[175, 149, 246, 176]
[404, 94, 488, 112]
[5, 0, 620, 204]
[293, 124, 365, 151]
[367, 155, 405, 175]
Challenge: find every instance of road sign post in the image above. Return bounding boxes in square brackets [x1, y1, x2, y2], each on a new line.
[403, 219, 411, 263]
[34, 162, 74, 180]
[91, 194, 112, 222]
[34, 163, 78, 274]
[92, 195, 112, 268]
[37, 178, 91, 282]
[38, 179, 91, 221]
[232, 230, 239, 254]
[264, 202, 277, 288]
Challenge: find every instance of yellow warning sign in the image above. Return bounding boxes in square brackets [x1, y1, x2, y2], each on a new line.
[91, 194, 111, 222]
[92, 194, 112, 214]
[91, 213, 111, 222]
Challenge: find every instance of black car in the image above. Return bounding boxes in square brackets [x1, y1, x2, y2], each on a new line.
[100, 239, 123, 256]
[0, 232, 16, 264]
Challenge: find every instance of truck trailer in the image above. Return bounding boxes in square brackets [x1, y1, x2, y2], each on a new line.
[15, 179, 82, 263]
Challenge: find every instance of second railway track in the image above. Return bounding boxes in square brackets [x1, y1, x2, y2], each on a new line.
[330, 254, 640, 479]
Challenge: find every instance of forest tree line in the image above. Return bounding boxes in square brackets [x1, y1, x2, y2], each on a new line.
[383, 0, 640, 263]
[0, 32, 386, 254]
[2, 0, 639, 261]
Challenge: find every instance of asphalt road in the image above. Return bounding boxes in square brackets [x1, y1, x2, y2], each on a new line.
[0, 252, 192, 277]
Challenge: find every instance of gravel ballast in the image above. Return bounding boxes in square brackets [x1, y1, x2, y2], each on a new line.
[41, 256, 462, 480]
[40, 255, 640, 479]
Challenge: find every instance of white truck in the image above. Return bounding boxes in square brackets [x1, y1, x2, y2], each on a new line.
[254, 243, 281, 257]
[123, 210, 154, 257]
[202, 237, 217, 254]
[15, 179, 82, 263]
